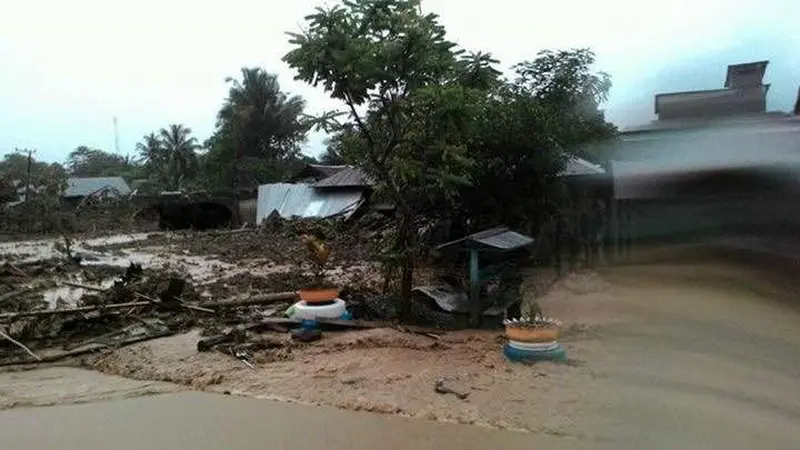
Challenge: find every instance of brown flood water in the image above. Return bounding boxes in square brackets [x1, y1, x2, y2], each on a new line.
[0, 391, 582, 450]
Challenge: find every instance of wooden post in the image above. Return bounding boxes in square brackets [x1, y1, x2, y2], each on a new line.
[468, 248, 480, 328]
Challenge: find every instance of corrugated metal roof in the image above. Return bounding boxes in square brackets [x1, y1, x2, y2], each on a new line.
[314, 167, 373, 188]
[255, 183, 364, 223]
[436, 227, 534, 252]
[289, 164, 348, 182]
[64, 177, 131, 197]
[309, 164, 348, 177]
[560, 156, 604, 176]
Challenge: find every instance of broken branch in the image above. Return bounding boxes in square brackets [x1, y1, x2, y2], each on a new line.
[0, 329, 41, 361]
[63, 281, 107, 292]
[0, 301, 152, 321]
[199, 291, 298, 308]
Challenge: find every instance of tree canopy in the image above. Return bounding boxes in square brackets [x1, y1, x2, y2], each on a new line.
[284, 0, 501, 315]
[203, 67, 310, 190]
[285, 0, 615, 315]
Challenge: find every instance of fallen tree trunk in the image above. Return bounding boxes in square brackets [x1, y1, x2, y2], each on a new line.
[0, 301, 152, 321]
[62, 282, 106, 292]
[0, 329, 41, 361]
[0, 329, 173, 367]
[199, 291, 298, 309]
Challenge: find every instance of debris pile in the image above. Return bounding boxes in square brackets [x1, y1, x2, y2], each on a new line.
[116, 216, 381, 266]
[0, 257, 438, 368]
[0, 215, 453, 368]
[0, 262, 211, 365]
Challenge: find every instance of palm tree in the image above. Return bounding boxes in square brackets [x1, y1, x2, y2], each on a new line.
[457, 51, 502, 91]
[135, 132, 169, 187]
[136, 133, 165, 167]
[217, 67, 306, 161]
[158, 124, 199, 190]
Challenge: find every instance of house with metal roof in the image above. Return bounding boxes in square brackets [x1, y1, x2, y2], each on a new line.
[313, 166, 373, 188]
[256, 166, 372, 223]
[64, 177, 131, 199]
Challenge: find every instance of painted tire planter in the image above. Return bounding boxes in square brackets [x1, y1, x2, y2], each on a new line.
[298, 288, 340, 304]
[505, 327, 559, 343]
[291, 298, 347, 320]
[503, 343, 567, 362]
[507, 340, 559, 352]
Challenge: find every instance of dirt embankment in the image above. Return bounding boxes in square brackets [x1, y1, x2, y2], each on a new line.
[87, 327, 596, 434]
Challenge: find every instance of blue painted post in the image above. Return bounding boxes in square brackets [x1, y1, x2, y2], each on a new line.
[469, 248, 480, 327]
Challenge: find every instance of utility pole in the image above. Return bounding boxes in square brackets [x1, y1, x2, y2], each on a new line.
[23, 149, 34, 204]
[113, 117, 120, 154]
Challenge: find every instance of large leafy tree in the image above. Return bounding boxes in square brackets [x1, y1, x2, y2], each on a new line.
[512, 49, 616, 158]
[285, 0, 484, 316]
[456, 48, 616, 231]
[65, 146, 134, 178]
[204, 67, 308, 189]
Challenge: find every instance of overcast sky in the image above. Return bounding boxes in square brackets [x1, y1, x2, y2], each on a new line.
[1, 0, 798, 163]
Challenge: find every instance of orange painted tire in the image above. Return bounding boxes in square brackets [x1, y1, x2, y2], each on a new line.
[298, 288, 339, 304]
[505, 327, 559, 343]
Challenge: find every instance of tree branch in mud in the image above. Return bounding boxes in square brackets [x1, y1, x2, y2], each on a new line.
[0, 329, 41, 361]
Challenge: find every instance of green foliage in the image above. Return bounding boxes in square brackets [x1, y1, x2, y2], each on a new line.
[135, 125, 199, 191]
[512, 49, 617, 156]
[0, 150, 69, 233]
[217, 67, 307, 161]
[285, 0, 459, 105]
[284, 0, 478, 205]
[66, 146, 142, 181]
[159, 124, 199, 190]
[201, 67, 309, 190]
[455, 51, 503, 91]
[459, 49, 617, 230]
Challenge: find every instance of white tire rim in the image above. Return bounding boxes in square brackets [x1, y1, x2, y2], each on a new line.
[508, 340, 559, 351]
[291, 298, 347, 320]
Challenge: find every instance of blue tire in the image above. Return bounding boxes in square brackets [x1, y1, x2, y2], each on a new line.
[503, 343, 567, 362]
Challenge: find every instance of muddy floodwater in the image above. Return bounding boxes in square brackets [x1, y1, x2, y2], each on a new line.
[0, 391, 561, 450]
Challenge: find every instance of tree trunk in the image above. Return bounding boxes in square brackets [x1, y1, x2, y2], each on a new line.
[397, 212, 414, 321]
